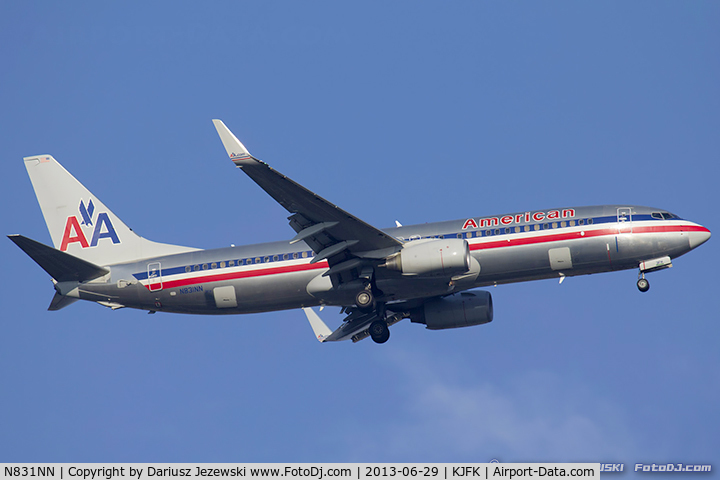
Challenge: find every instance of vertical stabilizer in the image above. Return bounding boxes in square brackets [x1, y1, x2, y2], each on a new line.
[23, 155, 198, 266]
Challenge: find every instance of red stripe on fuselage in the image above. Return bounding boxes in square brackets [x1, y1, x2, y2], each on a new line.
[144, 261, 329, 290]
[469, 227, 618, 251]
[468, 223, 702, 251]
[143, 223, 706, 290]
[632, 225, 709, 235]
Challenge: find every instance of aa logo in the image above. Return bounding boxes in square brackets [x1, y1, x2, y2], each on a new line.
[60, 199, 120, 251]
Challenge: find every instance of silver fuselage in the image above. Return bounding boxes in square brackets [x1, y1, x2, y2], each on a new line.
[74, 205, 710, 314]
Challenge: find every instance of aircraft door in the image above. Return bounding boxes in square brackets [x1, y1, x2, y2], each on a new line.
[147, 262, 163, 291]
[617, 207, 632, 234]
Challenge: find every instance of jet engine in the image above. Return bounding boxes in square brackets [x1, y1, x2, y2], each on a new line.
[384, 239, 470, 276]
[410, 291, 493, 330]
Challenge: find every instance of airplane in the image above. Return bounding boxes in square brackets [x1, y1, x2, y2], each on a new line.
[9, 120, 711, 344]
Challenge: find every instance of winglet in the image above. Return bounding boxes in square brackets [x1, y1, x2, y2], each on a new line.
[212, 119, 257, 166]
[302, 307, 332, 343]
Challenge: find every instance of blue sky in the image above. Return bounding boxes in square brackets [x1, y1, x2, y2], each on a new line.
[1, 1, 718, 474]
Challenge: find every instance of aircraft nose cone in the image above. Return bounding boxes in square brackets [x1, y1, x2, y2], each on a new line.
[688, 226, 711, 250]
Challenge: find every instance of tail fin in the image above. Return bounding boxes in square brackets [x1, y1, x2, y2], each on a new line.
[23, 155, 198, 266]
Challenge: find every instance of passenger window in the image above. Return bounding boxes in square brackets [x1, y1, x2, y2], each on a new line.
[534, 224, 540, 231]
[202, 264, 208, 270]
[552, 222, 558, 229]
[210, 262, 217, 269]
[273, 255, 279, 262]
[220, 261, 226, 268]
[194, 265, 200, 271]
[494, 229, 500, 235]
[185, 266, 191, 273]
[302, 251, 308, 258]
[255, 257, 262, 264]
[569, 220, 575, 227]
[524, 225, 530, 232]
[543, 223, 550, 230]
[588, 218, 594, 224]
[560, 221, 566, 228]
[293, 252, 299, 259]
[579, 219, 585, 226]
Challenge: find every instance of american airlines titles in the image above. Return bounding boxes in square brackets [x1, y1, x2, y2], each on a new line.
[462, 209, 576, 230]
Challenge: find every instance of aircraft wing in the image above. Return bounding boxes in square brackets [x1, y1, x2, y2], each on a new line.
[303, 307, 379, 343]
[213, 120, 402, 278]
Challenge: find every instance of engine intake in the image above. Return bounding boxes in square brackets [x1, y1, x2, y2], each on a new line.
[411, 291, 493, 330]
[384, 239, 470, 276]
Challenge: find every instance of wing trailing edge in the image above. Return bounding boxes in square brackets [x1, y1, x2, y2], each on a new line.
[212, 119, 402, 291]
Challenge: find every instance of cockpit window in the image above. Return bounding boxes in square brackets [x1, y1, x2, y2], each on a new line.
[661, 212, 679, 220]
[651, 212, 663, 220]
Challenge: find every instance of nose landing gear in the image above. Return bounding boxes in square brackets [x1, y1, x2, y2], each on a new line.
[636, 256, 673, 293]
[637, 269, 650, 292]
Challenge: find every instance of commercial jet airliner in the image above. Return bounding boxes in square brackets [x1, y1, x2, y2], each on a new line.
[9, 120, 711, 344]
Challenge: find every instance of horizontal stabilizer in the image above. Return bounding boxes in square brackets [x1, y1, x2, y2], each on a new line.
[8, 234, 109, 283]
[48, 292, 79, 311]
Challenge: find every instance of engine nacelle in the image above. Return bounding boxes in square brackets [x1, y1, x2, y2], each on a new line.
[411, 291, 493, 330]
[384, 239, 470, 276]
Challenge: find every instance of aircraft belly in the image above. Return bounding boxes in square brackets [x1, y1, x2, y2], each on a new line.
[228, 271, 319, 312]
[374, 277, 455, 303]
[86, 268, 319, 314]
[472, 236, 620, 284]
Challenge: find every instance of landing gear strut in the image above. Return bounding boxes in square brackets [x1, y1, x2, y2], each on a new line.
[637, 273, 650, 293]
[356, 281, 390, 343]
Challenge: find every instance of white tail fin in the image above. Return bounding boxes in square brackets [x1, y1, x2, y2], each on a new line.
[24, 155, 198, 266]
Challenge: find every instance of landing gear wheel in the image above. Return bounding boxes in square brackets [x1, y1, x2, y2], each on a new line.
[369, 320, 390, 344]
[637, 278, 650, 293]
[355, 289, 375, 312]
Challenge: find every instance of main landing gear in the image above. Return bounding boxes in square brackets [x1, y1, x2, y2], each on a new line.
[369, 319, 390, 344]
[354, 284, 391, 344]
[355, 289, 375, 312]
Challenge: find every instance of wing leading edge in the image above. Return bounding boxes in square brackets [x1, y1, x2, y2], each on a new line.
[212, 120, 401, 253]
[212, 120, 402, 289]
